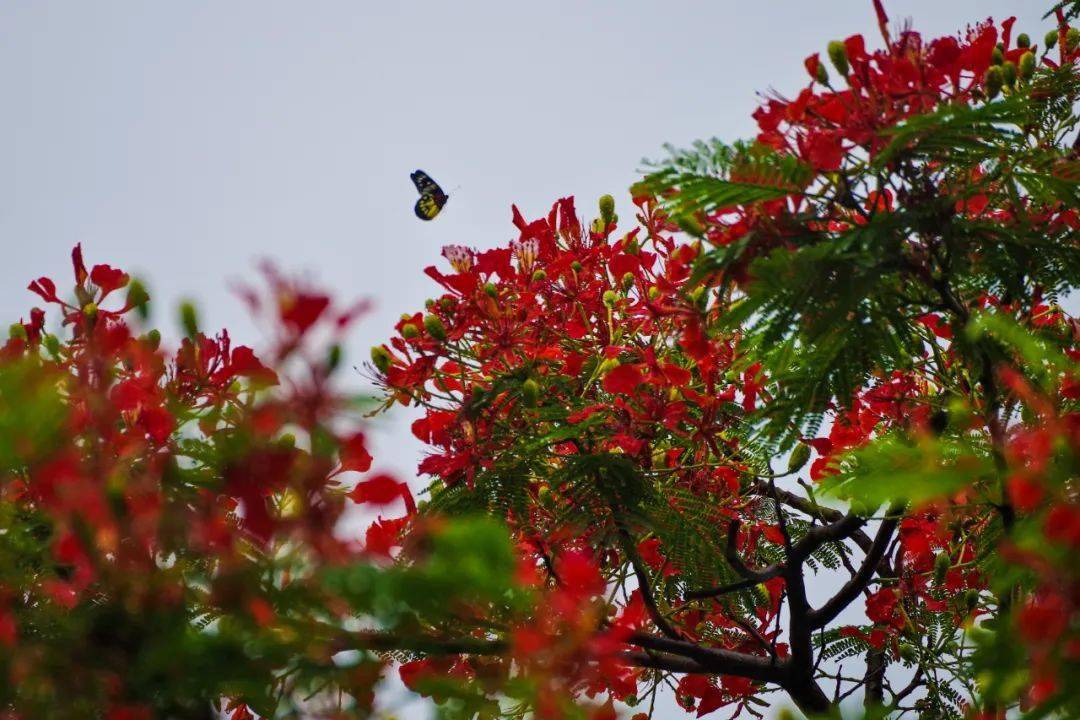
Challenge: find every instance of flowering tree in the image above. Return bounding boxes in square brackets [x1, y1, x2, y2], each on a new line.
[369, 4, 1080, 719]
[2, 2, 1079, 720]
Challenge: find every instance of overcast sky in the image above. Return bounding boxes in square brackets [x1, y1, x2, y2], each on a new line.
[1, 1, 1055, 717]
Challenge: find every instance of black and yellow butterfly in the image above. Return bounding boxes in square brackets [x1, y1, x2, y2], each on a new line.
[411, 170, 449, 221]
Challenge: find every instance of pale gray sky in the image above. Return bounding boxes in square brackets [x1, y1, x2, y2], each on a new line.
[0, 1, 1055, 717]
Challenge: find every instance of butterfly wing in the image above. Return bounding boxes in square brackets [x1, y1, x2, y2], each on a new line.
[411, 170, 448, 221]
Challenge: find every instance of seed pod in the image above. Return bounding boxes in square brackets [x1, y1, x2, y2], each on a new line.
[370, 345, 392, 373]
[827, 40, 849, 76]
[423, 314, 447, 341]
[788, 443, 812, 472]
[401, 323, 420, 340]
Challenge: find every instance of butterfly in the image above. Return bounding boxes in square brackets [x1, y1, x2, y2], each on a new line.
[411, 170, 449, 221]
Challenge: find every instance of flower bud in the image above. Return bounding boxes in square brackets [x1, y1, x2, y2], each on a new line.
[1045, 29, 1059, 48]
[370, 345, 392, 373]
[602, 290, 619, 308]
[401, 323, 420, 339]
[570, 260, 583, 273]
[688, 285, 707, 308]
[827, 40, 849, 76]
[647, 285, 661, 301]
[898, 644, 918, 663]
[439, 297, 454, 310]
[144, 329, 161, 351]
[787, 443, 811, 472]
[983, 66, 1004, 98]
[278, 432, 296, 448]
[538, 484, 553, 507]
[521, 378, 540, 407]
[1018, 51, 1036, 80]
[83, 302, 98, 319]
[1067, 27, 1080, 51]
[423, 314, 447, 341]
[326, 343, 343, 372]
[126, 278, 150, 320]
[531, 269, 547, 283]
[424, 298, 436, 310]
[964, 590, 980, 612]
[8, 323, 26, 341]
[598, 194, 616, 225]
[482, 282, 498, 298]
[1016, 32, 1030, 48]
[991, 46, 1004, 65]
[621, 272, 635, 291]
[1001, 60, 1017, 86]
[43, 334, 60, 356]
[933, 552, 951, 584]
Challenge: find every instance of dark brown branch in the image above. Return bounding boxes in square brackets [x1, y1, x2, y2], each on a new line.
[809, 504, 904, 629]
[626, 632, 786, 684]
[618, 650, 710, 674]
[724, 518, 781, 581]
[616, 525, 685, 641]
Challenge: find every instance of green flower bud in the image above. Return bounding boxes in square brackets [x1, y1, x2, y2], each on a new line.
[370, 345, 392, 373]
[521, 378, 540, 407]
[590, 218, 606, 235]
[1016, 33, 1030, 49]
[623, 238, 639, 254]
[43, 334, 60, 357]
[602, 290, 619, 308]
[570, 260, 583, 273]
[424, 298, 436, 310]
[688, 285, 707, 308]
[326, 343, 343, 372]
[144, 329, 161, 351]
[1045, 29, 1059, 49]
[1067, 27, 1080, 51]
[647, 285, 661, 301]
[816, 61, 829, 84]
[598, 194, 616, 225]
[8, 323, 26, 341]
[934, 552, 951, 584]
[439, 297, 454, 310]
[788, 443, 812, 472]
[399, 313, 413, 322]
[991, 46, 1004, 65]
[827, 40, 849, 76]
[1001, 60, 1017, 86]
[621, 272, 635, 291]
[278, 432, 296, 448]
[1018, 51, 1036, 80]
[531, 269, 547, 282]
[423, 313, 447, 341]
[983, 66, 1004, 98]
[964, 590, 980, 612]
[483, 282, 498, 298]
[126, 278, 150, 320]
[538, 485, 553, 507]
[83, 302, 98, 319]
[401, 323, 420, 339]
[898, 644, 918, 663]
[179, 301, 198, 339]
